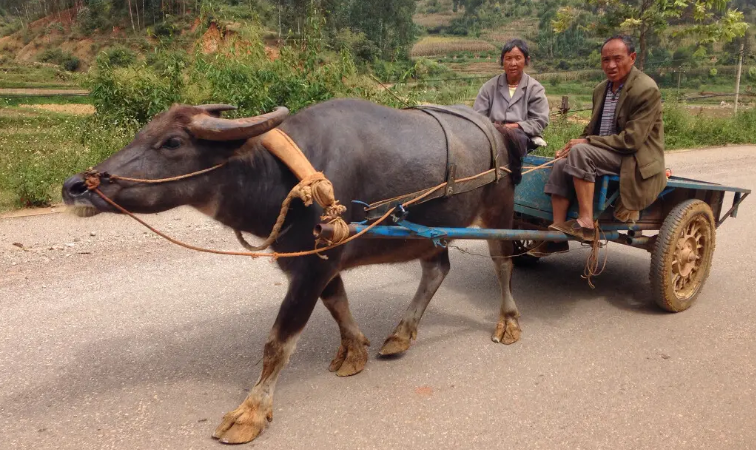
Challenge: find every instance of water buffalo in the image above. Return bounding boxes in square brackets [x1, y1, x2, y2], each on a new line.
[61, 98, 524, 444]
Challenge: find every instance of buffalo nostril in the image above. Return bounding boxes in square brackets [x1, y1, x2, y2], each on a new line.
[70, 181, 88, 196]
[63, 175, 89, 197]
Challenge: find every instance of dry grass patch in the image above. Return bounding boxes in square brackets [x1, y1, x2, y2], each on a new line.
[19, 103, 95, 115]
[481, 19, 539, 43]
[411, 36, 495, 57]
[413, 12, 462, 28]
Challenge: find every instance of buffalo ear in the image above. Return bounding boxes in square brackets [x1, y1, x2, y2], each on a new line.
[195, 104, 238, 118]
[188, 106, 290, 141]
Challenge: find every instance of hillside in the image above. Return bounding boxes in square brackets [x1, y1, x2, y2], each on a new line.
[0, 9, 273, 74]
[1, 0, 753, 75]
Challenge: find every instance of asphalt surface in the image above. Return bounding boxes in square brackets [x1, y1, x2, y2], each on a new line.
[2, 145, 755, 450]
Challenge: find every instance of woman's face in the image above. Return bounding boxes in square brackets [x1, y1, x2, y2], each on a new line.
[502, 47, 527, 81]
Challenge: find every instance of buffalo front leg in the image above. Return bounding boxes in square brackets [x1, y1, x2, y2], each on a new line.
[488, 240, 521, 344]
[213, 264, 335, 444]
[321, 275, 370, 377]
[379, 249, 450, 356]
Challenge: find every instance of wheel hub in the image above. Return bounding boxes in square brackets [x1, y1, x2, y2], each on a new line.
[672, 217, 708, 297]
[677, 238, 698, 277]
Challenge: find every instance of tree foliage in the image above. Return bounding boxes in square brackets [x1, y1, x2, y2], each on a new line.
[552, 0, 749, 70]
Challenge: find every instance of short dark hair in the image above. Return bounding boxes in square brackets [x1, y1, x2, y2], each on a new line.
[500, 39, 530, 66]
[601, 35, 635, 54]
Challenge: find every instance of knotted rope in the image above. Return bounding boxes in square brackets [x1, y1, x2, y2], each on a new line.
[581, 221, 609, 288]
[234, 171, 350, 253]
[234, 128, 350, 252]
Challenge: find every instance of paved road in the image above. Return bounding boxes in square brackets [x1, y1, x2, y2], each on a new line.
[2, 146, 755, 450]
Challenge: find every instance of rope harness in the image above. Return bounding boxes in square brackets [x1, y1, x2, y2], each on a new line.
[364, 105, 504, 221]
[80, 124, 607, 285]
[82, 165, 441, 259]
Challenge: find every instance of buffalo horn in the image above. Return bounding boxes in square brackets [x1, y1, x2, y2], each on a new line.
[189, 106, 290, 141]
[196, 104, 238, 117]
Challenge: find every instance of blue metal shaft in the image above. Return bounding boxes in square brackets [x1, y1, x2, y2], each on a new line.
[349, 225, 621, 242]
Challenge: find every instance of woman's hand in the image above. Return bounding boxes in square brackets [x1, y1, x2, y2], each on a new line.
[504, 123, 520, 129]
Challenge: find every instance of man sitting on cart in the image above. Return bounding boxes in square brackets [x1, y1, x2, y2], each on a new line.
[545, 35, 667, 243]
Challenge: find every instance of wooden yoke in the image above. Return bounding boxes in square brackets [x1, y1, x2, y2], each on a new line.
[260, 128, 319, 181]
[258, 128, 349, 249]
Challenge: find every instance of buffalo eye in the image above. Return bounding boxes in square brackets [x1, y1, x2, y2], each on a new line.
[162, 137, 182, 149]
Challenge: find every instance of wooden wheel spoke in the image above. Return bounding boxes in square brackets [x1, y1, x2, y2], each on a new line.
[673, 274, 685, 291]
[652, 200, 716, 312]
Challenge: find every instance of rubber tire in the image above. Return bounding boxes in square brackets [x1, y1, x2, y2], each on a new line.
[650, 199, 716, 312]
[512, 240, 541, 267]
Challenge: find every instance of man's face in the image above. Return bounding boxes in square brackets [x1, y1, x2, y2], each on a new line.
[601, 39, 636, 83]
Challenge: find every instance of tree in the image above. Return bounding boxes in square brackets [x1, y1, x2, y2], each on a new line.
[342, 0, 416, 59]
[544, 0, 596, 62]
[553, 0, 750, 71]
[270, 0, 415, 60]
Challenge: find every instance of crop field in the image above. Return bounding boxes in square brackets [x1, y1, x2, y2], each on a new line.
[411, 36, 496, 57]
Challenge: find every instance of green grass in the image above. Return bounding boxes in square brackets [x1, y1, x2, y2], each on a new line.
[663, 104, 756, 150]
[0, 64, 81, 89]
[0, 95, 92, 107]
[535, 104, 756, 156]
[538, 118, 586, 156]
[0, 80, 80, 89]
[0, 108, 131, 210]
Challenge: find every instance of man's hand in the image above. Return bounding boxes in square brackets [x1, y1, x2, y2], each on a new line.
[556, 138, 589, 158]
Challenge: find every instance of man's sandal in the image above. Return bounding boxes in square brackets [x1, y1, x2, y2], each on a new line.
[548, 219, 596, 242]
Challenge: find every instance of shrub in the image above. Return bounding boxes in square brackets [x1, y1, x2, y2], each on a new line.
[86, 61, 184, 126]
[37, 48, 81, 72]
[86, 38, 369, 126]
[0, 20, 21, 37]
[37, 48, 64, 64]
[76, 5, 107, 35]
[100, 45, 137, 68]
[748, 66, 756, 81]
[333, 29, 380, 63]
[21, 27, 35, 45]
[62, 56, 80, 72]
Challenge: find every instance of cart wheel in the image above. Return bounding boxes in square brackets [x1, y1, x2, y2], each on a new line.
[650, 199, 716, 312]
[512, 239, 541, 267]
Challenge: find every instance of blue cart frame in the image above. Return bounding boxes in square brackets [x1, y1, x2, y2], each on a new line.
[315, 155, 750, 312]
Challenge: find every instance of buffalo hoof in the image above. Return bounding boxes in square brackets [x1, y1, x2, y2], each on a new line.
[378, 333, 412, 356]
[329, 333, 370, 377]
[491, 316, 521, 345]
[213, 397, 272, 444]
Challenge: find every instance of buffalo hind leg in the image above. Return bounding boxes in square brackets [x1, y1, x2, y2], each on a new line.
[379, 249, 450, 356]
[213, 264, 335, 444]
[321, 275, 370, 377]
[488, 240, 521, 344]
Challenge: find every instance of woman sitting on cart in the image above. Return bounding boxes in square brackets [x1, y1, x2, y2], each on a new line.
[473, 39, 550, 158]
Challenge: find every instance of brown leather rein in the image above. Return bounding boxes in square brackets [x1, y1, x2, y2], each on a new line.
[83, 163, 225, 190]
[80, 162, 397, 259]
